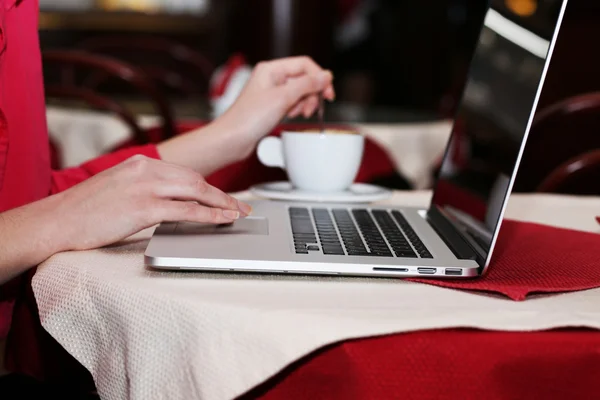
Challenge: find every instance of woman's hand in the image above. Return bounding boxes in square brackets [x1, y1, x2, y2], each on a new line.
[0, 155, 251, 283]
[49, 155, 251, 251]
[157, 56, 335, 176]
[218, 56, 335, 152]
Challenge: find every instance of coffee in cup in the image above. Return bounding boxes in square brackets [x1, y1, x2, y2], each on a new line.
[257, 129, 364, 193]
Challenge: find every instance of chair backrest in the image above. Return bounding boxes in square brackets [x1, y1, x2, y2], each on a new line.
[536, 149, 600, 195]
[43, 50, 177, 141]
[46, 85, 147, 145]
[76, 36, 215, 97]
[514, 92, 600, 192]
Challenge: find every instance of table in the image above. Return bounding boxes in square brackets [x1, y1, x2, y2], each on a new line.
[46, 106, 452, 189]
[30, 191, 600, 400]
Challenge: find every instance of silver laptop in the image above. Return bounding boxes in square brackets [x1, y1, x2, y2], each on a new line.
[145, 0, 569, 278]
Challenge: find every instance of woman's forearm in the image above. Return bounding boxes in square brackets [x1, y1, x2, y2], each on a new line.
[156, 119, 251, 177]
[0, 196, 64, 285]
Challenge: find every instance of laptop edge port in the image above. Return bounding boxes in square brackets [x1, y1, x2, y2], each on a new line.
[445, 268, 462, 276]
[417, 268, 436, 275]
[374, 267, 410, 273]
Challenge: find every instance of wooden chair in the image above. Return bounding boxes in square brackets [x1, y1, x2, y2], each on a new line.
[43, 50, 177, 141]
[76, 36, 215, 98]
[43, 50, 179, 169]
[536, 149, 600, 195]
[514, 92, 600, 192]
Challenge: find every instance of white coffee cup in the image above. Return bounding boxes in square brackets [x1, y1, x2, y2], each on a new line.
[257, 130, 364, 192]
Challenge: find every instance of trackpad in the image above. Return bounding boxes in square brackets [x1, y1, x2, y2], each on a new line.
[174, 216, 269, 236]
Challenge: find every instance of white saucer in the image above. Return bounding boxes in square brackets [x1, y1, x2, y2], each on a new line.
[250, 181, 392, 203]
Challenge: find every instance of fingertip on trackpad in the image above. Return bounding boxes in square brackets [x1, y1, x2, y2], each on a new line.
[174, 216, 268, 235]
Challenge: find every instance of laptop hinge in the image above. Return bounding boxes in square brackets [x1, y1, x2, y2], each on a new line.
[426, 206, 481, 264]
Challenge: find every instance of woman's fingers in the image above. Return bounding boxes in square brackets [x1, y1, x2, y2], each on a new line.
[267, 56, 324, 80]
[302, 94, 320, 118]
[156, 200, 241, 224]
[323, 85, 335, 101]
[126, 156, 252, 216]
[287, 93, 331, 119]
[153, 178, 251, 216]
[280, 74, 328, 111]
[288, 101, 306, 118]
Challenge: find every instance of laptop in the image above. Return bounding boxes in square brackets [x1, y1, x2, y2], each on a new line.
[145, 0, 569, 278]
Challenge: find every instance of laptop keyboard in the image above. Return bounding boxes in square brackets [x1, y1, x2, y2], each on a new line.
[290, 207, 433, 258]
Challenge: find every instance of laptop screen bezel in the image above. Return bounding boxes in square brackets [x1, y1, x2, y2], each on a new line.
[426, 0, 570, 272]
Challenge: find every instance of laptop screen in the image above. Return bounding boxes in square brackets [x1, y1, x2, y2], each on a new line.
[429, 0, 567, 265]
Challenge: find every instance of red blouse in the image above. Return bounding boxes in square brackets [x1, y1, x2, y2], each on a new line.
[0, 0, 160, 373]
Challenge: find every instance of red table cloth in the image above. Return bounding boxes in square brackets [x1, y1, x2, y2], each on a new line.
[239, 220, 600, 399]
[245, 328, 600, 400]
[412, 219, 600, 300]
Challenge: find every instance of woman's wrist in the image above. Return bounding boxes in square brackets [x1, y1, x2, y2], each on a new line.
[23, 194, 69, 258]
[157, 117, 256, 176]
[0, 195, 67, 283]
[37, 193, 74, 255]
[208, 113, 259, 161]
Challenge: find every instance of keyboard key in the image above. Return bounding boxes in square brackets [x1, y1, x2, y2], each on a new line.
[323, 248, 344, 255]
[290, 209, 311, 216]
[292, 227, 315, 235]
[294, 236, 317, 242]
[348, 251, 370, 256]
[395, 251, 418, 258]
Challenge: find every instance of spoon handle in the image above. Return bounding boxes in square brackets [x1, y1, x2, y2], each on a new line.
[318, 93, 325, 133]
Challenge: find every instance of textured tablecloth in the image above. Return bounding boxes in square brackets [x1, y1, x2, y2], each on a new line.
[46, 107, 451, 189]
[46, 107, 159, 168]
[31, 192, 600, 400]
[355, 122, 451, 189]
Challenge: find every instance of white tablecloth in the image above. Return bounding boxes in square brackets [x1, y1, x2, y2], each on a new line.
[356, 122, 451, 189]
[46, 107, 159, 168]
[46, 107, 452, 189]
[32, 192, 600, 400]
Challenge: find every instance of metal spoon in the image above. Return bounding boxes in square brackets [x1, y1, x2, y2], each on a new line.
[317, 92, 325, 135]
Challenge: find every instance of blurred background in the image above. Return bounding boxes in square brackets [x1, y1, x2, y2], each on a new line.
[39, 0, 600, 194]
[38, 0, 500, 121]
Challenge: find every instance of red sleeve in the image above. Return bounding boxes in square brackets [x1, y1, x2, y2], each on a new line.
[50, 144, 161, 194]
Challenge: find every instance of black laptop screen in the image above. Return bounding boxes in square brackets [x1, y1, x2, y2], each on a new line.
[429, 0, 566, 263]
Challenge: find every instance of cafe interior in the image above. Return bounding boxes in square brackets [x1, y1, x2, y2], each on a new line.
[38, 0, 599, 194]
[2, 0, 600, 398]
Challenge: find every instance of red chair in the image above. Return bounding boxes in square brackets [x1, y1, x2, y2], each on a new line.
[514, 92, 600, 192]
[76, 36, 215, 98]
[536, 149, 600, 195]
[43, 50, 179, 169]
[43, 50, 178, 142]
